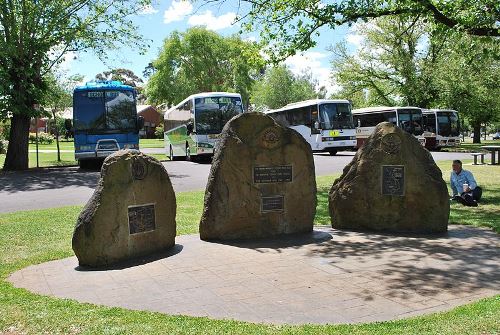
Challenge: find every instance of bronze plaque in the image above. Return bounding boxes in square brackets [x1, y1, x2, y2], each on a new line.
[128, 204, 156, 234]
[254, 165, 293, 183]
[381, 165, 405, 196]
[261, 195, 284, 212]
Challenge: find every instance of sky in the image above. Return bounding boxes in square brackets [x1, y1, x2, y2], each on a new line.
[63, 1, 359, 96]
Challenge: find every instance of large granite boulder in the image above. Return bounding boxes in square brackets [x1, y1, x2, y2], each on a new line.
[73, 150, 176, 267]
[329, 122, 449, 233]
[200, 112, 316, 240]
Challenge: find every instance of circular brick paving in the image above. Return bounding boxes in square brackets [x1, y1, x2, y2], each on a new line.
[8, 225, 499, 325]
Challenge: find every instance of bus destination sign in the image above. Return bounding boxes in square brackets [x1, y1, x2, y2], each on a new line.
[254, 165, 293, 183]
[381, 165, 405, 196]
[261, 195, 285, 213]
[128, 203, 156, 234]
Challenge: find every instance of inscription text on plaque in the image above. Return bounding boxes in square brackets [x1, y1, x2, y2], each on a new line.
[254, 165, 293, 183]
[381, 165, 405, 196]
[261, 195, 285, 212]
[128, 204, 156, 234]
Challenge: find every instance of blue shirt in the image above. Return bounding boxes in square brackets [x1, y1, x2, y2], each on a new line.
[450, 169, 478, 196]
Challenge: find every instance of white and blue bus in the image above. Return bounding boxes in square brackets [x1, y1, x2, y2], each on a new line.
[265, 99, 356, 155]
[164, 92, 244, 161]
[72, 81, 143, 167]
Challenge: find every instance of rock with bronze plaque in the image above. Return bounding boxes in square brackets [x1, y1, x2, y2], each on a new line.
[72, 150, 176, 267]
[200, 112, 316, 240]
[329, 122, 449, 233]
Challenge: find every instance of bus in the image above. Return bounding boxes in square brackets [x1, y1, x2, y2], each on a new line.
[164, 92, 244, 160]
[265, 99, 356, 155]
[72, 81, 143, 167]
[422, 109, 460, 150]
[352, 106, 425, 148]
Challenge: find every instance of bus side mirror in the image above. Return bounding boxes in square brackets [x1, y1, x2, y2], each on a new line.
[137, 116, 145, 130]
[186, 122, 194, 135]
[64, 119, 72, 131]
[314, 121, 320, 130]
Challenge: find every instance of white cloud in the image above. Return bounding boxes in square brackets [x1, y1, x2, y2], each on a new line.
[139, 5, 159, 15]
[188, 10, 237, 30]
[285, 51, 340, 96]
[164, 0, 193, 24]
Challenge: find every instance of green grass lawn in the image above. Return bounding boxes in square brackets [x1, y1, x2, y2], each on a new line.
[0, 162, 499, 334]
[442, 139, 500, 153]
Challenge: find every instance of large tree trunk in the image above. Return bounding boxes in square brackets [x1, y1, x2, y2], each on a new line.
[3, 114, 31, 170]
[472, 123, 481, 144]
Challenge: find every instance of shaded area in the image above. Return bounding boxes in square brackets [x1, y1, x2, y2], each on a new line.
[75, 244, 184, 271]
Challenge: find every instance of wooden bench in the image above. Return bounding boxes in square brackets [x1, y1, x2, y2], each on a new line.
[471, 153, 486, 165]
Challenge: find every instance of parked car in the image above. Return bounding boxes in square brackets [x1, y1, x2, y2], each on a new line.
[493, 132, 500, 140]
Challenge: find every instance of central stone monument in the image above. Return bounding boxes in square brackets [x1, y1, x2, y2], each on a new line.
[199, 112, 316, 240]
[329, 122, 449, 233]
[72, 150, 176, 267]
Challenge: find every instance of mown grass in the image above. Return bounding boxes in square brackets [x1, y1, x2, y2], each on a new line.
[442, 138, 500, 153]
[0, 161, 499, 334]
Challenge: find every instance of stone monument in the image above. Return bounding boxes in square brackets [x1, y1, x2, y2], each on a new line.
[200, 112, 316, 240]
[72, 150, 176, 267]
[329, 122, 449, 233]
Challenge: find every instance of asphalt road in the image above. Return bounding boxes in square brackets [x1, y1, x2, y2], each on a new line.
[0, 151, 472, 213]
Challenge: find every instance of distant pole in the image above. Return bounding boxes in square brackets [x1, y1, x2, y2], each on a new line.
[35, 118, 39, 168]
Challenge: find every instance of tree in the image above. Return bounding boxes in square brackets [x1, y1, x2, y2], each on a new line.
[227, 0, 500, 61]
[146, 27, 265, 107]
[433, 35, 500, 143]
[251, 65, 324, 110]
[0, 0, 150, 170]
[331, 16, 447, 108]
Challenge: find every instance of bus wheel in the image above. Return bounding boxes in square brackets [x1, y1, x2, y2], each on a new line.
[328, 150, 337, 156]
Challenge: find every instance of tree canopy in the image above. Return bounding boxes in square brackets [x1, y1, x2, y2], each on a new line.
[251, 65, 325, 110]
[146, 27, 265, 107]
[0, 0, 150, 170]
[224, 0, 500, 60]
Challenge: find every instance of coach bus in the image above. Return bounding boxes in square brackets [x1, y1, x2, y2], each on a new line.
[422, 109, 460, 150]
[72, 81, 143, 168]
[265, 99, 356, 155]
[352, 106, 425, 148]
[164, 92, 244, 160]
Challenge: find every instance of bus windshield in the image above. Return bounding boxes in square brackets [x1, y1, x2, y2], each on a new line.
[437, 111, 460, 137]
[194, 96, 243, 134]
[319, 103, 353, 130]
[74, 90, 137, 132]
[397, 109, 424, 135]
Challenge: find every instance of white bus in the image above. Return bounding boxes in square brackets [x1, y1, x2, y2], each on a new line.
[422, 109, 461, 150]
[265, 99, 356, 155]
[164, 92, 244, 160]
[352, 106, 426, 148]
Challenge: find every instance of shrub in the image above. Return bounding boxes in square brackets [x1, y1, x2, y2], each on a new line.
[155, 124, 164, 139]
[29, 132, 54, 144]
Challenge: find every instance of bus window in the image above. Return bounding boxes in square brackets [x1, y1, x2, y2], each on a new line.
[74, 91, 106, 131]
[319, 103, 353, 129]
[399, 109, 424, 135]
[424, 113, 437, 133]
[358, 112, 387, 127]
[195, 96, 242, 134]
[105, 91, 137, 131]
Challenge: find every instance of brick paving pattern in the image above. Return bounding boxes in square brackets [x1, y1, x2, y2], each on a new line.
[8, 225, 500, 325]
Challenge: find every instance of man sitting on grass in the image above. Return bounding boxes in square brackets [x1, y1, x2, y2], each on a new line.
[450, 160, 482, 207]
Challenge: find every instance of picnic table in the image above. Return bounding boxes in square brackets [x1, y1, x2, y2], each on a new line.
[481, 145, 500, 165]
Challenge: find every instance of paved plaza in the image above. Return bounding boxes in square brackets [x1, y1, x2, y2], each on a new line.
[9, 225, 499, 325]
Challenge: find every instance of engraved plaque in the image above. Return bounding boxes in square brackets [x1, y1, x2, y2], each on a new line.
[128, 204, 156, 234]
[381, 165, 405, 196]
[254, 165, 293, 183]
[261, 195, 284, 213]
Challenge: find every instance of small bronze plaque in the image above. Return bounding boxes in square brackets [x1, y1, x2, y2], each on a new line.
[254, 165, 293, 183]
[128, 204, 156, 234]
[381, 165, 405, 196]
[261, 195, 284, 212]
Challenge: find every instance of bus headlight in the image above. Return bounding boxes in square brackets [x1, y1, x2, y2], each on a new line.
[350, 136, 356, 140]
